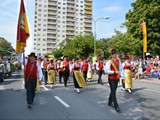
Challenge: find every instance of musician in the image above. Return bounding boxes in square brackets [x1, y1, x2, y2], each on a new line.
[105, 49, 122, 113]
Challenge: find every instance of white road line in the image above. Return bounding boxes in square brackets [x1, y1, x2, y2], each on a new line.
[41, 85, 49, 91]
[0, 85, 4, 90]
[145, 89, 160, 94]
[54, 96, 70, 108]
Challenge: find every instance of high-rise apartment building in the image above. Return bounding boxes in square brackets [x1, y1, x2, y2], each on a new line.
[34, 0, 92, 57]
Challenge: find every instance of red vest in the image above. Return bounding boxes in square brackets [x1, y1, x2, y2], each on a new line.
[108, 58, 120, 80]
[25, 60, 37, 79]
[63, 60, 69, 71]
[57, 63, 63, 72]
[82, 61, 88, 71]
[98, 62, 103, 71]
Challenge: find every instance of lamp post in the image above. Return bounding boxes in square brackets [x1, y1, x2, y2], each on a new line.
[93, 17, 110, 56]
[80, 13, 110, 56]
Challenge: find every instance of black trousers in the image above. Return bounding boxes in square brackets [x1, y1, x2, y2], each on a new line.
[58, 71, 63, 83]
[83, 71, 87, 81]
[26, 78, 37, 104]
[43, 69, 48, 85]
[108, 79, 119, 109]
[0, 72, 4, 82]
[63, 70, 69, 86]
[121, 79, 125, 88]
[73, 72, 80, 88]
[98, 70, 103, 83]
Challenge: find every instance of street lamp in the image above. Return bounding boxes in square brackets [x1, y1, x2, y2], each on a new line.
[93, 17, 110, 56]
[80, 13, 110, 56]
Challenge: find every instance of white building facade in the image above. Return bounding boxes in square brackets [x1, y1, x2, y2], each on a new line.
[34, 0, 92, 57]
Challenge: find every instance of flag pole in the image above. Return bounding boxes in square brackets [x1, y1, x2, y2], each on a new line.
[23, 49, 26, 88]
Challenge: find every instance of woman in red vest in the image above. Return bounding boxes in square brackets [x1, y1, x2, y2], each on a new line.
[96, 57, 104, 84]
[56, 59, 63, 84]
[123, 55, 133, 94]
[47, 59, 56, 87]
[105, 49, 122, 113]
[81, 57, 88, 81]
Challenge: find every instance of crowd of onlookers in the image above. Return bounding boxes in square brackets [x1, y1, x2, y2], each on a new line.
[129, 57, 160, 80]
[0, 57, 16, 82]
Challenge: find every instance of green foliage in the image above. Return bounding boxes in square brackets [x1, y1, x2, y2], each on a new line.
[100, 30, 143, 57]
[0, 37, 14, 57]
[52, 48, 63, 59]
[53, 34, 95, 58]
[124, 0, 160, 55]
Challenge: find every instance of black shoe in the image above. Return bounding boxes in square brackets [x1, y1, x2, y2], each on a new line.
[108, 103, 114, 107]
[27, 104, 31, 109]
[115, 107, 121, 113]
[100, 81, 103, 85]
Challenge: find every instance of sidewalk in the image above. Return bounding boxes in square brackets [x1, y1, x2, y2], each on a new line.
[96, 74, 160, 85]
[134, 78, 160, 84]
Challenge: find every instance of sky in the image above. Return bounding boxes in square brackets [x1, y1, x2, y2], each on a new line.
[0, 0, 135, 55]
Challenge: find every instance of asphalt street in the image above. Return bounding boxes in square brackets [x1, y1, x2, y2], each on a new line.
[0, 70, 160, 120]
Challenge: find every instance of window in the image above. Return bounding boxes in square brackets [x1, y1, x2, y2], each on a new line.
[38, 4, 42, 7]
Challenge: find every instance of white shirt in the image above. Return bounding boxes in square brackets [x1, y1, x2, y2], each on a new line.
[17, 53, 43, 81]
[104, 58, 122, 75]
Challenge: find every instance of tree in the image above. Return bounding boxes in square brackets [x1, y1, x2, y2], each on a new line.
[61, 34, 95, 58]
[52, 48, 63, 59]
[100, 30, 143, 57]
[0, 37, 14, 57]
[124, 0, 160, 55]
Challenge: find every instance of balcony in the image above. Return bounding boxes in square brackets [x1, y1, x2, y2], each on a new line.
[84, 24, 92, 28]
[84, 7, 92, 11]
[67, 0, 75, 4]
[66, 26, 75, 30]
[47, 30, 57, 33]
[48, 6, 57, 11]
[47, 35, 56, 39]
[84, 11, 92, 15]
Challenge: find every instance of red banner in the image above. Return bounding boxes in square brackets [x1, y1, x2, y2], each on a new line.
[16, 0, 30, 54]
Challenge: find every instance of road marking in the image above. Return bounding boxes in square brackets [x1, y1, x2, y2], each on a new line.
[0, 85, 4, 90]
[54, 96, 70, 108]
[41, 85, 49, 91]
[145, 89, 160, 94]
